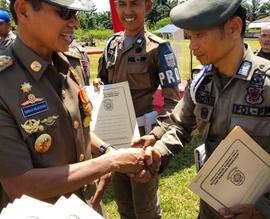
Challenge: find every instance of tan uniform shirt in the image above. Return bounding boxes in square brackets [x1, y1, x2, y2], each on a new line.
[0, 31, 15, 52]
[154, 45, 270, 218]
[98, 29, 180, 138]
[0, 38, 92, 209]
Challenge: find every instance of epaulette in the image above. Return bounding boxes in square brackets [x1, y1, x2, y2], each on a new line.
[253, 55, 270, 75]
[64, 48, 81, 59]
[147, 32, 166, 44]
[0, 55, 13, 72]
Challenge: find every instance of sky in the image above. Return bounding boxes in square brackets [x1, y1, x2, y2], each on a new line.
[92, 0, 111, 12]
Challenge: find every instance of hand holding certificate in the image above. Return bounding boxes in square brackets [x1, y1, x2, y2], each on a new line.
[189, 126, 270, 212]
[85, 81, 140, 148]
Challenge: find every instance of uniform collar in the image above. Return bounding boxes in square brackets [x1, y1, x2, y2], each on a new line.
[232, 44, 257, 81]
[12, 37, 70, 81]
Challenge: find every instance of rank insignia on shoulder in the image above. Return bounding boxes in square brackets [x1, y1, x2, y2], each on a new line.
[0, 55, 13, 72]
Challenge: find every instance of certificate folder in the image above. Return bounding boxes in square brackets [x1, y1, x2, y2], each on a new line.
[85, 82, 140, 149]
[189, 126, 270, 211]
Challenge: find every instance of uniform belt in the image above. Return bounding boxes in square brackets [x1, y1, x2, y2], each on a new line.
[136, 111, 158, 134]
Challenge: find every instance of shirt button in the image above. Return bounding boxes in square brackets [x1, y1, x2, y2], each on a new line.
[79, 154, 85, 162]
[73, 120, 80, 129]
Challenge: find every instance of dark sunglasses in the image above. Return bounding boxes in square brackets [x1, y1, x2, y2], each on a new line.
[43, 1, 79, 20]
[57, 7, 79, 20]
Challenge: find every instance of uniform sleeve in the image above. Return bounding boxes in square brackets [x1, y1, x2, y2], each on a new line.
[97, 53, 109, 84]
[150, 42, 181, 139]
[0, 99, 33, 178]
[154, 84, 197, 172]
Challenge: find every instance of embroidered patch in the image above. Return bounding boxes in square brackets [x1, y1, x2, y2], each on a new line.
[21, 101, 49, 118]
[245, 87, 264, 105]
[245, 70, 266, 105]
[164, 53, 176, 68]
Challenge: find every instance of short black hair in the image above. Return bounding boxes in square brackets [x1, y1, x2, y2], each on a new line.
[10, 0, 42, 24]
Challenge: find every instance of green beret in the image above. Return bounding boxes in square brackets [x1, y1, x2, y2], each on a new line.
[43, 0, 93, 11]
[170, 0, 242, 30]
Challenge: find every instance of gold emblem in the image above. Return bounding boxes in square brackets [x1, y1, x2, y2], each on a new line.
[41, 115, 59, 126]
[30, 61, 42, 72]
[83, 116, 91, 128]
[34, 134, 52, 153]
[21, 119, 40, 134]
[0, 55, 12, 65]
[21, 94, 44, 106]
[20, 82, 32, 94]
[21, 115, 59, 134]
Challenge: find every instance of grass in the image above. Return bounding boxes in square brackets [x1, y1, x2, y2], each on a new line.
[87, 38, 260, 218]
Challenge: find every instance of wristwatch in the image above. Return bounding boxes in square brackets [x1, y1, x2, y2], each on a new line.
[98, 142, 111, 155]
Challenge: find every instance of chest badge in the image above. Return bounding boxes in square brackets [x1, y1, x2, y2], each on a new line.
[35, 134, 52, 153]
[20, 82, 48, 118]
[245, 70, 266, 106]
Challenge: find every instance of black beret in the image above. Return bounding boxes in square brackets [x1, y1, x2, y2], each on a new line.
[170, 0, 242, 30]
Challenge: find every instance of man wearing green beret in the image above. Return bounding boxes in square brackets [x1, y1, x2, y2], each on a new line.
[133, 0, 270, 218]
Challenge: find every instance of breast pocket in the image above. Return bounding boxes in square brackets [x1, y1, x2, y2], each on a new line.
[127, 62, 150, 90]
[230, 117, 270, 137]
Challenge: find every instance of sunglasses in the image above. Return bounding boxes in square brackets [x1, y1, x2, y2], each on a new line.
[57, 7, 79, 20]
[43, 1, 79, 20]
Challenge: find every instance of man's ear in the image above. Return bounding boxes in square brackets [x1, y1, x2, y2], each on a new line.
[227, 16, 243, 40]
[145, 0, 153, 14]
[14, 0, 30, 23]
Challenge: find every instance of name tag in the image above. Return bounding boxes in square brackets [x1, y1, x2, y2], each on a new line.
[21, 101, 49, 118]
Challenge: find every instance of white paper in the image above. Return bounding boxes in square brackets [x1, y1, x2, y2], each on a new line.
[0, 195, 58, 219]
[0, 195, 104, 219]
[55, 194, 104, 219]
[85, 81, 140, 148]
[189, 126, 270, 211]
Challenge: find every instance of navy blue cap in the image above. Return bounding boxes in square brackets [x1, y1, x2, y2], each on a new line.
[0, 10, 10, 22]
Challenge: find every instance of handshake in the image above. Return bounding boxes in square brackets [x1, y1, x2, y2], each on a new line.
[107, 146, 161, 183]
[105, 134, 161, 182]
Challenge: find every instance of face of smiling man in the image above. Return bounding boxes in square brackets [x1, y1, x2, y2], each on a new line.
[116, 0, 152, 36]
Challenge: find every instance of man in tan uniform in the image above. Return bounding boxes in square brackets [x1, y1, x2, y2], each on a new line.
[0, 10, 15, 51]
[94, 0, 180, 218]
[0, 0, 150, 213]
[136, 0, 270, 218]
[256, 24, 270, 60]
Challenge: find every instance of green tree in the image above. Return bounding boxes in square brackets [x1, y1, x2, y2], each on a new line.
[0, 0, 9, 11]
[242, 0, 269, 21]
[146, 0, 178, 28]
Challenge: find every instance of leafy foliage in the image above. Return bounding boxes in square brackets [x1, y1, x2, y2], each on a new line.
[242, 0, 270, 21]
